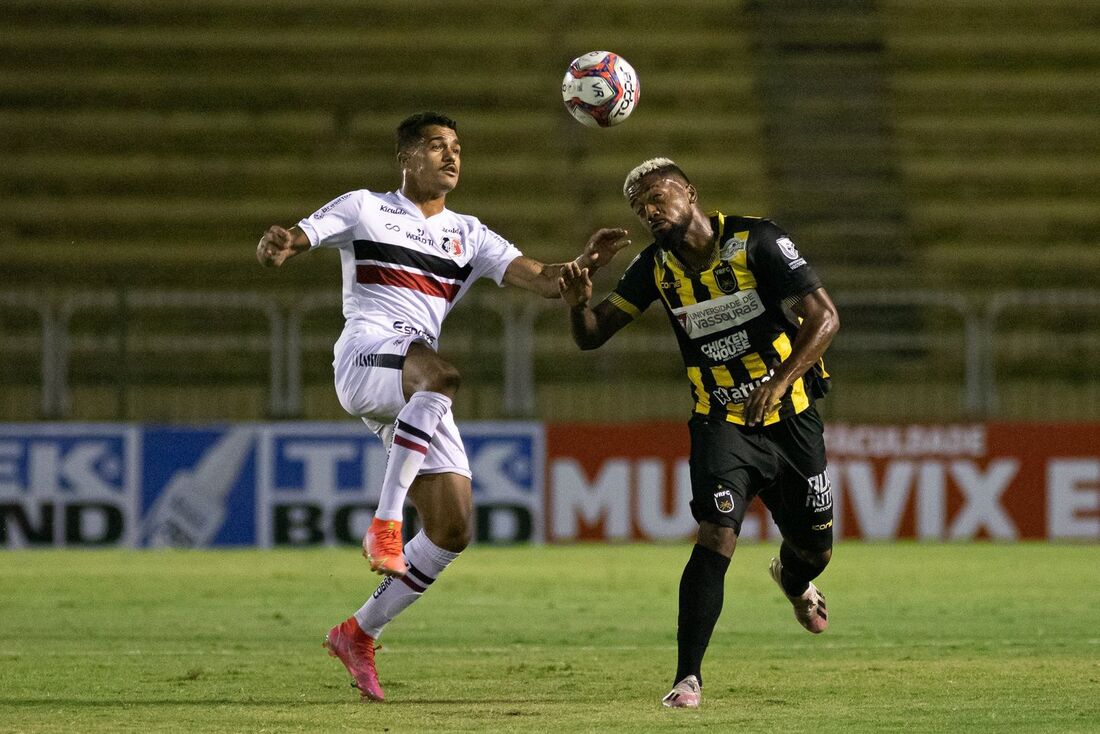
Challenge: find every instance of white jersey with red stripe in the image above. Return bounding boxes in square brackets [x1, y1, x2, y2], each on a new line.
[297, 188, 523, 346]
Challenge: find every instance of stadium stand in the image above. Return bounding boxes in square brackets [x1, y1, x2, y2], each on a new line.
[0, 0, 1097, 422]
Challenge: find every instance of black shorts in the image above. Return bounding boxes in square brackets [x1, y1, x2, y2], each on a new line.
[688, 405, 833, 551]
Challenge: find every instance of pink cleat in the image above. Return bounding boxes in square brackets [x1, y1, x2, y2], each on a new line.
[661, 675, 701, 708]
[323, 616, 385, 701]
[363, 517, 407, 578]
[770, 557, 828, 633]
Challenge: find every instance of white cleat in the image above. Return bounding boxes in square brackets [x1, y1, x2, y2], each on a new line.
[770, 557, 828, 633]
[661, 674, 701, 708]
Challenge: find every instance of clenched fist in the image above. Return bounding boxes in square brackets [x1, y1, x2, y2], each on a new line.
[257, 225, 295, 267]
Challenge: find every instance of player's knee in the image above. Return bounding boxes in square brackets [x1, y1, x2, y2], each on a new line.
[696, 521, 737, 558]
[404, 345, 462, 398]
[427, 362, 461, 397]
[409, 361, 461, 397]
[428, 516, 470, 553]
[799, 546, 831, 569]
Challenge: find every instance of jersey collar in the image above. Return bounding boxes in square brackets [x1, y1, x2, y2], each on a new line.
[660, 213, 722, 274]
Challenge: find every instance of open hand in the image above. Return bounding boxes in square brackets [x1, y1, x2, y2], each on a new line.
[743, 375, 788, 426]
[558, 261, 593, 307]
[578, 228, 630, 271]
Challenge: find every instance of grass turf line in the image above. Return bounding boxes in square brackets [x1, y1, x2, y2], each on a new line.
[0, 543, 1097, 733]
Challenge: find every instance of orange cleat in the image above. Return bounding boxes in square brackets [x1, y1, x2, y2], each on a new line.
[323, 616, 384, 702]
[363, 517, 407, 577]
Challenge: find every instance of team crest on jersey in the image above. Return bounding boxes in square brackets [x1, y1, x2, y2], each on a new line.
[441, 236, 463, 257]
[713, 262, 738, 294]
[714, 488, 735, 514]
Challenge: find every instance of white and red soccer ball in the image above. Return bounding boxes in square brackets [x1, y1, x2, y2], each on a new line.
[561, 51, 639, 128]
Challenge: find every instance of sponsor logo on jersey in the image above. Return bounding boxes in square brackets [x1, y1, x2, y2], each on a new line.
[720, 235, 747, 259]
[314, 192, 353, 219]
[700, 330, 751, 362]
[671, 290, 764, 339]
[713, 262, 738, 293]
[659, 279, 681, 290]
[711, 370, 774, 406]
[406, 227, 434, 246]
[714, 488, 735, 513]
[380, 204, 411, 216]
[441, 236, 463, 257]
[777, 236, 806, 269]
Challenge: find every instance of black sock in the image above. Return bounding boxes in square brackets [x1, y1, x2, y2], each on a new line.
[675, 543, 731, 688]
[779, 542, 826, 598]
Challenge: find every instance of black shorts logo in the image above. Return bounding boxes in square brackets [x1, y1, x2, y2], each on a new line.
[714, 488, 735, 514]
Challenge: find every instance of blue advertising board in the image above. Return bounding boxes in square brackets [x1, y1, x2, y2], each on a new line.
[0, 422, 542, 548]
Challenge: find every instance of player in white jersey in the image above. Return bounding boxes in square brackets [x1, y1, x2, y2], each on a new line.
[256, 112, 628, 702]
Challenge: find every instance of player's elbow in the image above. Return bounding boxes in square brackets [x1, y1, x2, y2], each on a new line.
[810, 298, 840, 340]
[823, 304, 840, 337]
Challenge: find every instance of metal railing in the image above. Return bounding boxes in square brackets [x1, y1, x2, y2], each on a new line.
[2, 288, 1097, 422]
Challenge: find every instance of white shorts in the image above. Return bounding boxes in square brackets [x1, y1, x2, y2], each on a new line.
[333, 330, 471, 479]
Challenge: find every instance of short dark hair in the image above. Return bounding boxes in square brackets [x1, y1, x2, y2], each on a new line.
[396, 112, 458, 155]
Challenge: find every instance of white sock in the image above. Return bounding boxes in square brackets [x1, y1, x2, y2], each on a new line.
[374, 391, 452, 521]
[354, 531, 460, 638]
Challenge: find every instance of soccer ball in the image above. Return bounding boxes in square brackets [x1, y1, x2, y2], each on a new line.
[561, 51, 639, 128]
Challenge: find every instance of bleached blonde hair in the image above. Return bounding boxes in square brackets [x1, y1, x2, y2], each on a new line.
[622, 157, 689, 199]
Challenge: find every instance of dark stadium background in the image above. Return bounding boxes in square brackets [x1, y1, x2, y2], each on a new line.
[3, 0, 1097, 426]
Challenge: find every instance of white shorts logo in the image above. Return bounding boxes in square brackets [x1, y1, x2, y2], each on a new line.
[806, 469, 832, 512]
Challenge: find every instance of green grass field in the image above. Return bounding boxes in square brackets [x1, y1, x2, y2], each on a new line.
[1, 543, 1097, 733]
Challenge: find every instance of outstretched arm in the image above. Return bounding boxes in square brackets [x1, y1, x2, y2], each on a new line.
[743, 286, 840, 426]
[256, 225, 311, 267]
[503, 227, 631, 298]
[558, 261, 634, 350]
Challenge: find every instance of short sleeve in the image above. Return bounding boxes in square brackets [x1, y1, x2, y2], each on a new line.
[470, 224, 524, 286]
[297, 191, 364, 249]
[606, 247, 659, 319]
[746, 221, 822, 301]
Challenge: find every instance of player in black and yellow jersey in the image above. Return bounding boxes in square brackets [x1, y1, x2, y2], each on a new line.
[559, 158, 840, 709]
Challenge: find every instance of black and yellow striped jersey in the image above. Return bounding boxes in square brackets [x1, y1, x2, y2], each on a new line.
[606, 213, 830, 426]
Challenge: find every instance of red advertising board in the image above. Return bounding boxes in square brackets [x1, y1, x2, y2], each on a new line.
[545, 422, 1100, 542]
